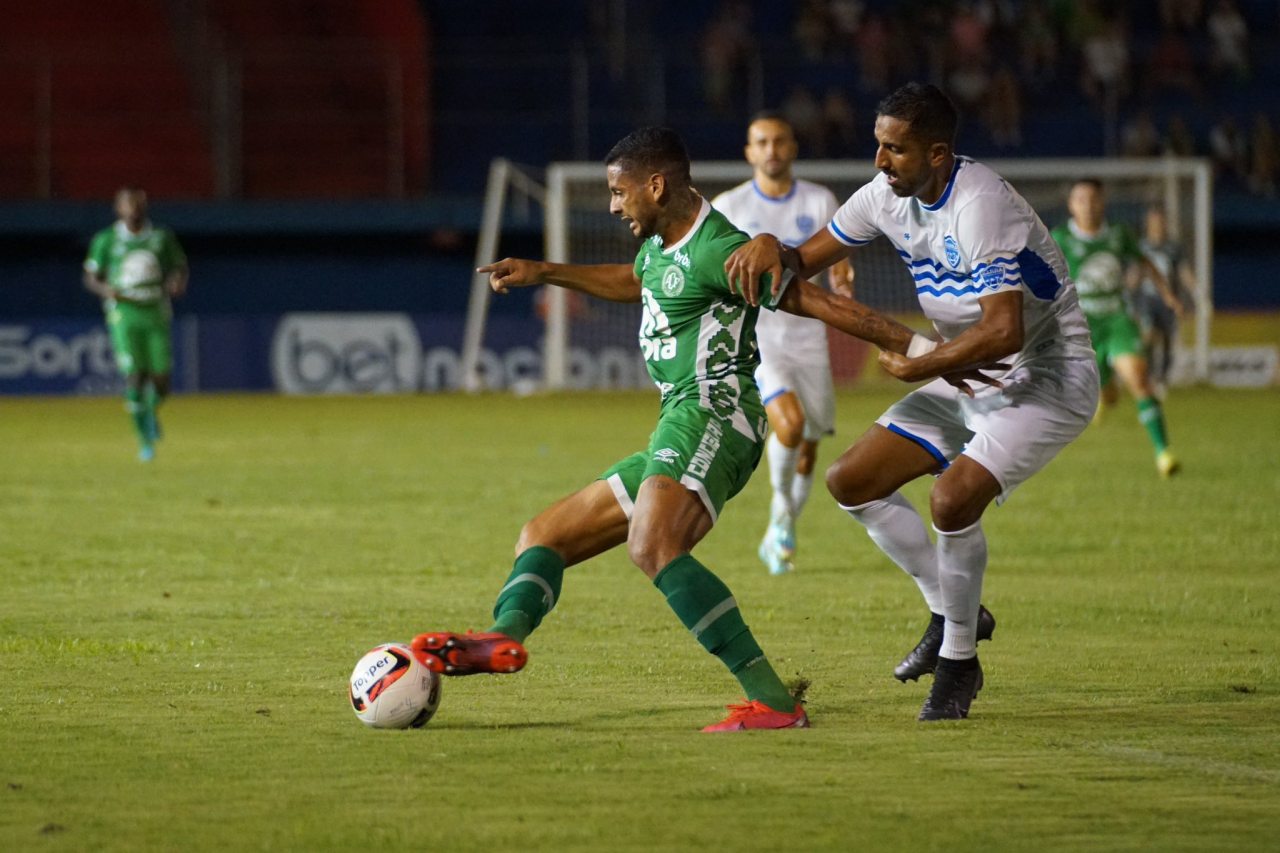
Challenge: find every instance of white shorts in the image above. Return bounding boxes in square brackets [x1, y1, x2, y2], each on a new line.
[756, 354, 836, 441]
[876, 357, 1099, 501]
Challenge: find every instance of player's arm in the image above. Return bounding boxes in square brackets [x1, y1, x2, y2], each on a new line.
[777, 277, 915, 353]
[82, 268, 114, 301]
[82, 233, 117, 301]
[166, 264, 189, 299]
[724, 227, 850, 307]
[878, 291, 1024, 389]
[1139, 255, 1183, 317]
[479, 258, 641, 303]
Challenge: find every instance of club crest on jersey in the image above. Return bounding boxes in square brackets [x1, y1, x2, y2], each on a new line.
[662, 266, 685, 297]
[944, 235, 961, 268]
[795, 214, 814, 235]
[979, 264, 1004, 290]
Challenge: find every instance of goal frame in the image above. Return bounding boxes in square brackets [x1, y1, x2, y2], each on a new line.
[469, 156, 1214, 390]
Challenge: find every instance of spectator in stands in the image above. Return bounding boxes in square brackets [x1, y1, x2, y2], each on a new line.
[1145, 25, 1200, 99]
[854, 12, 892, 92]
[701, 1, 757, 115]
[1247, 112, 1277, 198]
[793, 0, 831, 62]
[948, 56, 992, 116]
[1120, 110, 1162, 157]
[828, 0, 865, 52]
[1017, 0, 1061, 90]
[1080, 13, 1131, 108]
[1163, 113, 1198, 156]
[1209, 114, 1250, 186]
[1159, 0, 1203, 32]
[1206, 0, 1250, 82]
[984, 63, 1023, 149]
[821, 87, 858, 155]
[949, 2, 990, 65]
[782, 85, 825, 154]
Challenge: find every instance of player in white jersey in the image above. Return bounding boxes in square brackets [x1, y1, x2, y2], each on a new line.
[724, 83, 1099, 721]
[712, 113, 854, 576]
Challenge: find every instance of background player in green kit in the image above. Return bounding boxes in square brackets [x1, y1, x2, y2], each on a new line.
[410, 127, 924, 731]
[1051, 179, 1181, 478]
[83, 187, 188, 461]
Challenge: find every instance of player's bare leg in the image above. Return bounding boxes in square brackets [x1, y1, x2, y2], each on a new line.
[412, 481, 628, 676]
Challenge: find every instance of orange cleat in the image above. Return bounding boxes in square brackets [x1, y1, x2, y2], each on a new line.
[410, 631, 528, 676]
[701, 700, 810, 732]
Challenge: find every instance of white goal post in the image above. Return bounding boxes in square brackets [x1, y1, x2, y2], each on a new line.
[465, 156, 1213, 391]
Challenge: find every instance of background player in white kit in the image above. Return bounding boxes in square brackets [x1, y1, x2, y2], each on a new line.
[725, 83, 1099, 721]
[712, 113, 854, 576]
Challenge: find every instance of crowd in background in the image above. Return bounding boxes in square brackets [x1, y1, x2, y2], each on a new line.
[700, 0, 1277, 197]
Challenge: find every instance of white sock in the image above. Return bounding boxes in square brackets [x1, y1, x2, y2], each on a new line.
[842, 492, 943, 612]
[767, 433, 798, 520]
[934, 520, 988, 660]
[790, 471, 814, 518]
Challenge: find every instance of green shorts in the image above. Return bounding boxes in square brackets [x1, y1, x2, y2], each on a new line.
[106, 303, 172, 376]
[600, 405, 763, 524]
[1086, 312, 1143, 386]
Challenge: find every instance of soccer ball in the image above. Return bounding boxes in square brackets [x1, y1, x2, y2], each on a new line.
[348, 643, 442, 729]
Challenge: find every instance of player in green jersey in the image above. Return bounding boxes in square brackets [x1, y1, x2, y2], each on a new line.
[1051, 179, 1181, 477]
[410, 127, 929, 731]
[83, 187, 188, 462]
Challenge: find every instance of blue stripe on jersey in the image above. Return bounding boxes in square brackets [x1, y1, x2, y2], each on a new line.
[760, 387, 789, 405]
[920, 159, 962, 211]
[886, 423, 950, 469]
[1016, 247, 1062, 300]
[751, 180, 797, 203]
[829, 220, 870, 245]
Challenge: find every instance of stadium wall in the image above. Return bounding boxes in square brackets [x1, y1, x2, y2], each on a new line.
[0, 199, 1275, 395]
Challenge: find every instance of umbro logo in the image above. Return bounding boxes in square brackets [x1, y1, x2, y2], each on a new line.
[653, 448, 680, 464]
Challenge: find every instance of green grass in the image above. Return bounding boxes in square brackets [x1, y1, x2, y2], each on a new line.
[2, 387, 1278, 852]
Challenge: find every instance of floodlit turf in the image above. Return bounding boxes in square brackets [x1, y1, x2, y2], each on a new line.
[2, 387, 1278, 851]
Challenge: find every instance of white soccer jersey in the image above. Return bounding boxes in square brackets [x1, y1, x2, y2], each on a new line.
[712, 179, 839, 362]
[828, 157, 1093, 370]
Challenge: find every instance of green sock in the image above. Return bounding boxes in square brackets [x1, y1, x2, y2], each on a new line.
[653, 554, 794, 712]
[1136, 396, 1169, 453]
[143, 382, 161, 441]
[124, 386, 150, 447]
[487, 545, 564, 643]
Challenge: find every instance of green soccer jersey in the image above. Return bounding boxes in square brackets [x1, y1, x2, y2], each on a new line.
[631, 200, 771, 441]
[1050, 220, 1144, 319]
[83, 221, 187, 308]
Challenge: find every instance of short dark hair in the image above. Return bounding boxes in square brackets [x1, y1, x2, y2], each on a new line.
[1070, 177, 1105, 193]
[749, 110, 790, 127]
[876, 83, 959, 146]
[605, 127, 691, 185]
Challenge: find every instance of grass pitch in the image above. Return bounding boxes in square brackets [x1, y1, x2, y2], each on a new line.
[2, 387, 1278, 851]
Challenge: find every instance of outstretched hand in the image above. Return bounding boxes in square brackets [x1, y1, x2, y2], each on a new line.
[724, 235, 784, 307]
[477, 258, 545, 294]
[878, 350, 1009, 397]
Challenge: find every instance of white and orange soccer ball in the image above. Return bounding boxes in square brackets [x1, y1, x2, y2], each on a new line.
[349, 643, 442, 729]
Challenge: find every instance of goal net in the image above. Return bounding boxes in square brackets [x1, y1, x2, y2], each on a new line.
[464, 157, 1212, 391]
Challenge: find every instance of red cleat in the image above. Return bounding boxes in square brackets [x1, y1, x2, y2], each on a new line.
[701, 700, 810, 732]
[410, 631, 527, 676]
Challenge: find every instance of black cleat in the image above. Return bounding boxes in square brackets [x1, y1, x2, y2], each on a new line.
[894, 604, 996, 682]
[918, 655, 983, 721]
